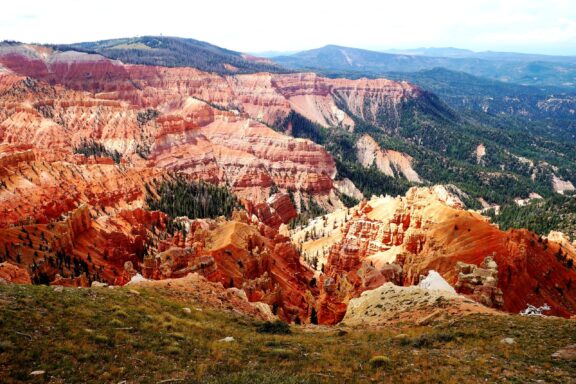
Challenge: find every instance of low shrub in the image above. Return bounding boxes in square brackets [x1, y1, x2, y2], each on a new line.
[256, 321, 291, 335]
[369, 355, 391, 369]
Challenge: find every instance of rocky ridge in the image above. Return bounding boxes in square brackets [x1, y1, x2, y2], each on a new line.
[297, 186, 576, 324]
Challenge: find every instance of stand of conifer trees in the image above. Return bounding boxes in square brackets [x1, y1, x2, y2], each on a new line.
[146, 176, 240, 220]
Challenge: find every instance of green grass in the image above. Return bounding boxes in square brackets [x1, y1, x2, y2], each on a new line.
[1, 284, 575, 383]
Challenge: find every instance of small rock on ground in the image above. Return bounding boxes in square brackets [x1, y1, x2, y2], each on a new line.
[551, 344, 576, 361]
[394, 333, 409, 339]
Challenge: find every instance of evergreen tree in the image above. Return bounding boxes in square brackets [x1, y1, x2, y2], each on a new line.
[310, 307, 318, 325]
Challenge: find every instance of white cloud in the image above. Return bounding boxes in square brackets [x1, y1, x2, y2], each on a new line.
[1, 0, 575, 55]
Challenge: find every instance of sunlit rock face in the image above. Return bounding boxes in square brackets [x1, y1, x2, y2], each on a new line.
[312, 186, 576, 324]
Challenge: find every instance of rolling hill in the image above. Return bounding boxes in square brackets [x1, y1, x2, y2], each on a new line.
[274, 44, 576, 87]
[51, 36, 285, 75]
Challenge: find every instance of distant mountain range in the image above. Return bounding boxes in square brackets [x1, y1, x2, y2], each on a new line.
[43, 38, 576, 87]
[383, 47, 576, 63]
[274, 45, 576, 87]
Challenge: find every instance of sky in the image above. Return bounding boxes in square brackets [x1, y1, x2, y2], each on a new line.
[2, 0, 576, 55]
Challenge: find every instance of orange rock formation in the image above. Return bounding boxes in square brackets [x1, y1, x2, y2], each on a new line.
[309, 187, 576, 324]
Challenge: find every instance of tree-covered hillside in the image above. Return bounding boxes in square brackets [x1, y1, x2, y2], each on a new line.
[487, 194, 576, 240]
[385, 68, 576, 124]
[146, 176, 240, 220]
[280, 94, 576, 207]
[53, 36, 286, 75]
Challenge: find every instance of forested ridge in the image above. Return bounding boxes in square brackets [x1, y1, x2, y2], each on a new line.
[53, 36, 286, 75]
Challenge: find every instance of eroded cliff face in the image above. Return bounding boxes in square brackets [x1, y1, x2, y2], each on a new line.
[0, 76, 336, 200]
[0, 146, 317, 321]
[355, 134, 421, 182]
[149, 97, 336, 195]
[0, 150, 166, 228]
[293, 186, 576, 324]
[141, 211, 317, 322]
[0, 152, 171, 286]
[0, 188, 315, 322]
[0, 44, 423, 133]
[0, 44, 430, 204]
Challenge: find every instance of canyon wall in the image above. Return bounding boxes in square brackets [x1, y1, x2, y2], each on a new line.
[293, 186, 576, 324]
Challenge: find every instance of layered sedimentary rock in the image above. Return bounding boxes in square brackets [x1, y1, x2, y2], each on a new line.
[304, 186, 576, 324]
[0, 43, 432, 213]
[355, 134, 420, 182]
[0, 145, 36, 172]
[7, 43, 575, 326]
[244, 193, 298, 229]
[149, 97, 336, 196]
[0, 149, 316, 321]
[0, 44, 423, 134]
[142, 211, 316, 322]
[455, 256, 504, 308]
[0, 180, 316, 322]
[342, 281, 497, 327]
[0, 151, 166, 228]
[0, 203, 169, 287]
[0, 62, 337, 203]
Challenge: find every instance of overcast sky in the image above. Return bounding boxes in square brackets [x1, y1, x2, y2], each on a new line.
[2, 0, 575, 55]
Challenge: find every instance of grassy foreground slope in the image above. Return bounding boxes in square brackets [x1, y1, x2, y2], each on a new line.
[1, 284, 575, 383]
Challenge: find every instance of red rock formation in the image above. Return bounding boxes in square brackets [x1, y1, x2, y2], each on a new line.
[0, 152, 315, 321]
[141, 211, 317, 322]
[0, 203, 169, 286]
[0, 43, 433, 216]
[0, 145, 35, 174]
[148, 97, 336, 195]
[11, 43, 570, 326]
[314, 186, 576, 324]
[0, 154, 166, 228]
[0, 43, 434, 326]
[0, 262, 31, 284]
[244, 193, 298, 229]
[0, 46, 420, 130]
[0, 69, 336, 204]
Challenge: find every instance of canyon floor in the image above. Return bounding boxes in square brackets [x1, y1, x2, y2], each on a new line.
[1, 283, 575, 384]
